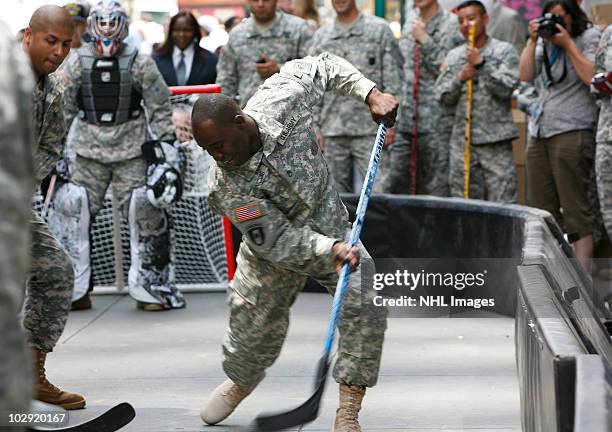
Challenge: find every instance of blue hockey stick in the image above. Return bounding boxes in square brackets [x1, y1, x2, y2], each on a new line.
[251, 123, 388, 431]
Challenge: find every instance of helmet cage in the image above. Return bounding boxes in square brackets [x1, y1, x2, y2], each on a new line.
[91, 12, 126, 40]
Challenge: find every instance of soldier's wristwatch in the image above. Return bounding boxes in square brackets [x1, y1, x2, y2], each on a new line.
[475, 59, 486, 70]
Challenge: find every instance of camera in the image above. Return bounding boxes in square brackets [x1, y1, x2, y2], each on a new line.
[537, 13, 564, 39]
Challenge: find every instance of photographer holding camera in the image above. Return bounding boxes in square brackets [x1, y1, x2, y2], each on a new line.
[519, 0, 601, 271]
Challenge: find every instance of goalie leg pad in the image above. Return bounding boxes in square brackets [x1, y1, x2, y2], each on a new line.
[127, 187, 185, 309]
[47, 182, 92, 302]
[142, 140, 184, 208]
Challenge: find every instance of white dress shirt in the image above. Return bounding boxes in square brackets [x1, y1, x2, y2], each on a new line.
[172, 43, 195, 82]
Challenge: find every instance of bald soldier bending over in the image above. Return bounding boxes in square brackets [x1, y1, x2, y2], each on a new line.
[22, 5, 86, 409]
[192, 52, 397, 432]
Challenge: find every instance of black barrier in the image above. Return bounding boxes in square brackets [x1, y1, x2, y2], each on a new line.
[228, 194, 612, 430]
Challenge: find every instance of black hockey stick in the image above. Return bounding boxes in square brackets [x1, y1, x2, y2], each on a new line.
[246, 124, 388, 431]
[26, 402, 135, 432]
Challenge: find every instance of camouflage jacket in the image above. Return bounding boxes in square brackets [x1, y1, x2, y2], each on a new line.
[397, 8, 462, 134]
[208, 52, 375, 273]
[596, 25, 612, 143]
[32, 73, 66, 182]
[437, 37, 519, 145]
[311, 13, 403, 136]
[60, 43, 175, 164]
[217, 11, 313, 108]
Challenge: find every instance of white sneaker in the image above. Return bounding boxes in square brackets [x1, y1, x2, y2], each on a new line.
[200, 378, 259, 425]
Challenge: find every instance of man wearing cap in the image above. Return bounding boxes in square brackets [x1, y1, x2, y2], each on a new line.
[63, 2, 90, 48]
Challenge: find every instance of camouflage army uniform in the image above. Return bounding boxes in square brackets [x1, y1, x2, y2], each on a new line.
[208, 53, 387, 388]
[56, 43, 185, 308]
[25, 71, 75, 353]
[0, 21, 34, 426]
[217, 10, 312, 108]
[437, 37, 519, 202]
[595, 26, 612, 240]
[60, 45, 176, 213]
[389, 8, 461, 195]
[311, 13, 403, 193]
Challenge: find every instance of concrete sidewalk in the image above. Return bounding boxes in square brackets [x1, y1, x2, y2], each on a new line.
[48, 293, 521, 431]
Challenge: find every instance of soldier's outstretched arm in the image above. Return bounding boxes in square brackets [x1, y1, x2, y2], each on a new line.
[208, 191, 344, 275]
[135, 55, 175, 142]
[276, 52, 398, 126]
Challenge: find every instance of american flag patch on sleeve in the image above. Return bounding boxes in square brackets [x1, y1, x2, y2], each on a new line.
[234, 202, 263, 222]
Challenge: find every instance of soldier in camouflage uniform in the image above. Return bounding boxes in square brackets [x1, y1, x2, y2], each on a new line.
[216, 0, 313, 108]
[436, 0, 518, 202]
[22, 5, 87, 410]
[192, 52, 397, 432]
[53, 0, 185, 311]
[595, 26, 612, 250]
[389, 0, 461, 195]
[310, 0, 402, 193]
[0, 20, 34, 429]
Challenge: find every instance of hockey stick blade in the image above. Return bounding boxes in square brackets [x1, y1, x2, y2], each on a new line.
[249, 357, 330, 431]
[27, 402, 135, 432]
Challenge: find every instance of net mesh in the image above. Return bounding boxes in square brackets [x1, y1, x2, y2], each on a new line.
[38, 88, 229, 291]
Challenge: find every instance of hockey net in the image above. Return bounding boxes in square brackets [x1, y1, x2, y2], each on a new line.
[39, 84, 234, 292]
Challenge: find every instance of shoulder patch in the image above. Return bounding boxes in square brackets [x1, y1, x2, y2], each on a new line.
[234, 202, 263, 222]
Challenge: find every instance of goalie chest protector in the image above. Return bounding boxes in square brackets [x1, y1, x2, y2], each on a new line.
[77, 45, 143, 125]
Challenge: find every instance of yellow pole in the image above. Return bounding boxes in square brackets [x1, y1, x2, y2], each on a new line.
[464, 22, 476, 199]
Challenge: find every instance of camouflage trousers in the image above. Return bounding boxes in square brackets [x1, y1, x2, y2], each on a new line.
[325, 135, 389, 193]
[70, 155, 185, 309]
[25, 211, 74, 352]
[596, 141, 612, 241]
[449, 139, 517, 203]
[72, 154, 147, 217]
[223, 241, 387, 388]
[386, 131, 451, 196]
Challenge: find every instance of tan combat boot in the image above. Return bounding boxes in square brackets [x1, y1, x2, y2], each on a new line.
[334, 384, 366, 432]
[200, 378, 260, 425]
[136, 301, 165, 311]
[33, 349, 86, 410]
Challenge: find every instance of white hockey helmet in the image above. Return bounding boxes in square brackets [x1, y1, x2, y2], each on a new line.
[89, 0, 128, 57]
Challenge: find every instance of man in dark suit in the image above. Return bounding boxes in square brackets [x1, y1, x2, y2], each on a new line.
[153, 12, 217, 86]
